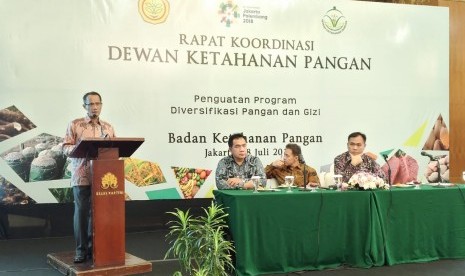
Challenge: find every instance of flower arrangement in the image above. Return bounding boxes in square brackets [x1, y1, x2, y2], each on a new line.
[346, 172, 389, 190]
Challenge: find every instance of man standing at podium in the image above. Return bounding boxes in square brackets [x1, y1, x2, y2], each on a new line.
[62, 91, 115, 263]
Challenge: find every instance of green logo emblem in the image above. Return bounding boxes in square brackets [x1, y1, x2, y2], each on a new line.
[322, 6, 347, 34]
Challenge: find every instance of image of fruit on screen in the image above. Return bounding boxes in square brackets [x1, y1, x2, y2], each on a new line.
[172, 167, 212, 199]
[424, 155, 449, 183]
[422, 114, 449, 151]
[381, 149, 419, 185]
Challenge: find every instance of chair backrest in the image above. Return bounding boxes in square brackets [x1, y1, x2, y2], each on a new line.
[266, 178, 279, 189]
[319, 164, 335, 188]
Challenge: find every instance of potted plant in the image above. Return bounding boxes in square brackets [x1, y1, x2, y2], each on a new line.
[165, 201, 235, 276]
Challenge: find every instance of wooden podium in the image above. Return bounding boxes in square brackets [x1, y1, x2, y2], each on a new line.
[71, 137, 144, 267]
[48, 137, 152, 275]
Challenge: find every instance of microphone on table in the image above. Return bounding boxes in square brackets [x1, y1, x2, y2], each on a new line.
[420, 151, 437, 161]
[299, 154, 309, 191]
[382, 153, 391, 186]
[381, 153, 389, 161]
[299, 154, 305, 165]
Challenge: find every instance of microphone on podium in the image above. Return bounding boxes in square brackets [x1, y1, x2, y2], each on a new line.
[101, 129, 109, 139]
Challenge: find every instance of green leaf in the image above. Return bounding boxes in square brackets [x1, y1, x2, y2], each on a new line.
[164, 202, 235, 275]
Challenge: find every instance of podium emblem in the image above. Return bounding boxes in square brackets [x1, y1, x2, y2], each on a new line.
[101, 172, 118, 189]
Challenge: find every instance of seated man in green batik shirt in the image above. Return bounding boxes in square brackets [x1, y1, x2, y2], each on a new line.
[215, 133, 266, 190]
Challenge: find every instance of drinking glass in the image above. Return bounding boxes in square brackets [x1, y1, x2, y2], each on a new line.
[236, 175, 245, 190]
[309, 183, 318, 193]
[334, 174, 342, 191]
[252, 176, 261, 193]
[285, 176, 294, 193]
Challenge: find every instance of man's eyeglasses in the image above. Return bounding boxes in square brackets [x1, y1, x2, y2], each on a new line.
[84, 102, 102, 107]
[348, 142, 364, 147]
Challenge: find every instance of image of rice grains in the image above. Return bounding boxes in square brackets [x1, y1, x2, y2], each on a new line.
[124, 158, 166, 187]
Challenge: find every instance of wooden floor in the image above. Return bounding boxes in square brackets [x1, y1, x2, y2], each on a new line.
[1, 230, 465, 276]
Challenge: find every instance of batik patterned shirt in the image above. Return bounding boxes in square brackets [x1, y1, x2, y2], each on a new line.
[62, 116, 115, 186]
[215, 155, 266, 190]
[334, 151, 386, 183]
[265, 163, 320, 187]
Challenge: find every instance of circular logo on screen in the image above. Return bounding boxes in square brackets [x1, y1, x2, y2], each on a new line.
[101, 172, 118, 190]
[138, 0, 170, 25]
[322, 6, 347, 34]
